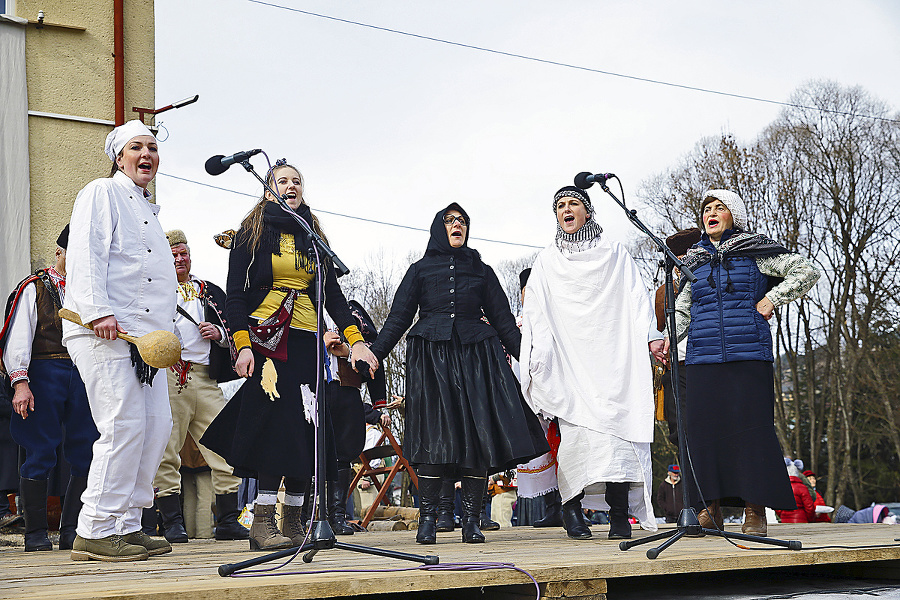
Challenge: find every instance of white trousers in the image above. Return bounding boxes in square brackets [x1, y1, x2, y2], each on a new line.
[67, 335, 172, 538]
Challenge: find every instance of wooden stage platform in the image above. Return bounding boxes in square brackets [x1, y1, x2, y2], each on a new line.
[2, 523, 900, 600]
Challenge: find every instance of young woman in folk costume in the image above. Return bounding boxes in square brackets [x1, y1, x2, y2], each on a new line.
[201, 160, 378, 550]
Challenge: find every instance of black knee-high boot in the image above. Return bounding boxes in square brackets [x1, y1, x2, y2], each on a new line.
[214, 492, 250, 540]
[605, 482, 632, 540]
[328, 469, 354, 535]
[480, 478, 500, 531]
[436, 478, 456, 532]
[59, 476, 88, 550]
[299, 480, 314, 531]
[156, 493, 189, 543]
[532, 489, 564, 528]
[20, 477, 52, 551]
[460, 475, 486, 543]
[415, 472, 442, 545]
[561, 491, 592, 540]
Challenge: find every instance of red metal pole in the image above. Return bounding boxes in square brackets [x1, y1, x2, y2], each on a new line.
[114, 0, 125, 125]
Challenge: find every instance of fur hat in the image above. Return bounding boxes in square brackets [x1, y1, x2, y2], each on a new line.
[701, 189, 747, 231]
[166, 229, 188, 247]
[665, 227, 701, 256]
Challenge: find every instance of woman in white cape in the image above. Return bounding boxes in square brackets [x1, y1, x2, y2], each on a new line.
[521, 186, 667, 540]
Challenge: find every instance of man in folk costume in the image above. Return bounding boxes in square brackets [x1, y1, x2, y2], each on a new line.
[521, 186, 667, 540]
[148, 230, 247, 543]
[0, 226, 99, 551]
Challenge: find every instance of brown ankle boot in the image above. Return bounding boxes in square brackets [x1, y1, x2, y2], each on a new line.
[249, 504, 292, 551]
[742, 504, 767, 536]
[697, 501, 723, 530]
[281, 505, 306, 547]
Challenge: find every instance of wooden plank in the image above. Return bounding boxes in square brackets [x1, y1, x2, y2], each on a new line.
[1, 523, 899, 600]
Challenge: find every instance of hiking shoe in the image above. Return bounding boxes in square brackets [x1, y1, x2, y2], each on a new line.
[0, 513, 24, 529]
[71, 534, 150, 562]
[123, 530, 173, 555]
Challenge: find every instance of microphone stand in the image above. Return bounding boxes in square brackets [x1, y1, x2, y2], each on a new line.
[218, 159, 438, 576]
[590, 177, 801, 559]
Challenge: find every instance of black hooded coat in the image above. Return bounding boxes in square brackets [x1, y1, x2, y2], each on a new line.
[370, 204, 548, 472]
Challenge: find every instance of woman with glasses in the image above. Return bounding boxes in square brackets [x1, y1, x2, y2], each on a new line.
[371, 204, 548, 545]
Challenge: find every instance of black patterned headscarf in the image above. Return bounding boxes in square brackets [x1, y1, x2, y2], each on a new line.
[553, 186, 602, 247]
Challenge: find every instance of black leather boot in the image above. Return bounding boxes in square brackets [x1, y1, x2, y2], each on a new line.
[605, 482, 632, 540]
[214, 492, 249, 540]
[141, 505, 160, 535]
[415, 475, 442, 544]
[299, 480, 314, 532]
[532, 489, 564, 528]
[155, 493, 189, 543]
[479, 479, 500, 531]
[460, 476, 486, 543]
[435, 478, 456, 532]
[58, 476, 88, 550]
[20, 477, 52, 551]
[561, 492, 591, 540]
[328, 469, 354, 535]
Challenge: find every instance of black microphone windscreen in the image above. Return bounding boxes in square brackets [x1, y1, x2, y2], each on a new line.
[574, 172, 593, 190]
[205, 155, 228, 176]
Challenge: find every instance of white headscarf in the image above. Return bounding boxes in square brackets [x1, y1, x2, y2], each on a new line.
[104, 120, 156, 160]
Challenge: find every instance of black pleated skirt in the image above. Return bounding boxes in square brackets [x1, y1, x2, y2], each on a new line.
[684, 361, 796, 510]
[201, 329, 335, 481]
[404, 332, 549, 473]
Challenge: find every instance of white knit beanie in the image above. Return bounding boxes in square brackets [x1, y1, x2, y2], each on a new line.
[701, 189, 747, 231]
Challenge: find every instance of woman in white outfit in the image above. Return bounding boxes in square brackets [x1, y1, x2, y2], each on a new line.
[521, 186, 667, 540]
[63, 120, 177, 561]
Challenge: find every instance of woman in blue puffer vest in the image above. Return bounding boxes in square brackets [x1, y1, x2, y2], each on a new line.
[672, 190, 819, 537]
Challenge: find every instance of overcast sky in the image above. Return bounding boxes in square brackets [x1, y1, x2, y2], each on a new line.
[153, 0, 900, 289]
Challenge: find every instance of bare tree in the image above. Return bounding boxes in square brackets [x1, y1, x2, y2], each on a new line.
[636, 80, 900, 509]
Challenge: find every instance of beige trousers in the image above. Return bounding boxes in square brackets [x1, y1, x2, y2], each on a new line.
[153, 366, 241, 497]
[181, 470, 214, 538]
[491, 490, 517, 528]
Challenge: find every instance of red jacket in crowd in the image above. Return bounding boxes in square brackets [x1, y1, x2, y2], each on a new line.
[777, 476, 817, 523]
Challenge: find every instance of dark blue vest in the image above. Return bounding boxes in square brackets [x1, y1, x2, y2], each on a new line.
[686, 236, 773, 365]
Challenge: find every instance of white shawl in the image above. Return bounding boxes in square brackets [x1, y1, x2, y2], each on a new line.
[520, 238, 655, 443]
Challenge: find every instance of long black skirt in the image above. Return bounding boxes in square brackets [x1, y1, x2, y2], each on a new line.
[684, 361, 795, 510]
[201, 329, 336, 481]
[404, 332, 549, 473]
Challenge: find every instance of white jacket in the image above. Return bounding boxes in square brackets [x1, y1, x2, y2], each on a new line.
[63, 171, 177, 342]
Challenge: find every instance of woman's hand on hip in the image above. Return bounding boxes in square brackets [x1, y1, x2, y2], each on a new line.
[756, 296, 775, 320]
[235, 347, 255, 378]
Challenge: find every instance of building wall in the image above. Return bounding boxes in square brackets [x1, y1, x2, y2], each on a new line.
[13, 0, 154, 271]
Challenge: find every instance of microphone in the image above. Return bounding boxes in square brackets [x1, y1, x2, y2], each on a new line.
[204, 149, 263, 176]
[574, 171, 616, 189]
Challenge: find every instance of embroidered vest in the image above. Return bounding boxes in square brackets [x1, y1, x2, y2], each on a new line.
[32, 276, 69, 360]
